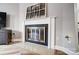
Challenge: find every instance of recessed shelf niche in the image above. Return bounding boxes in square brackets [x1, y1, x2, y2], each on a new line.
[26, 3, 47, 19]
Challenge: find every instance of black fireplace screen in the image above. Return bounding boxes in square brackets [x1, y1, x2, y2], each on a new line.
[25, 24, 48, 46]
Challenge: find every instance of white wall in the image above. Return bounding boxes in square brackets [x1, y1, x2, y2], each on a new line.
[0, 3, 19, 31]
[48, 3, 78, 52]
[62, 4, 77, 51]
[48, 3, 63, 47]
[77, 4, 79, 23]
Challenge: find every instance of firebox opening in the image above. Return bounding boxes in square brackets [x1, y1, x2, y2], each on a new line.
[25, 24, 48, 46]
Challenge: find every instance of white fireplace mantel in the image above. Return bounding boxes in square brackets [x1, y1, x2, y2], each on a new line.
[24, 17, 56, 49]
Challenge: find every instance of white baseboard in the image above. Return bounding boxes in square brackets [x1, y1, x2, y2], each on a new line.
[54, 45, 77, 55]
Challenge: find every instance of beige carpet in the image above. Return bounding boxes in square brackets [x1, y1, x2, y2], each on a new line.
[0, 42, 67, 55]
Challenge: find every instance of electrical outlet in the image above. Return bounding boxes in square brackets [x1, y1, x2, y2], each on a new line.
[13, 33, 15, 35]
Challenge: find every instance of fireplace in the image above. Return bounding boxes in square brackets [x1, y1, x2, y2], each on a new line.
[25, 24, 48, 46]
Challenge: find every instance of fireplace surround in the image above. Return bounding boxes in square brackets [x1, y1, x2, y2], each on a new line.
[25, 24, 48, 46]
[24, 17, 55, 49]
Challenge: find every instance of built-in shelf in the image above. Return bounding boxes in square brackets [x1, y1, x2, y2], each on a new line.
[26, 3, 47, 19]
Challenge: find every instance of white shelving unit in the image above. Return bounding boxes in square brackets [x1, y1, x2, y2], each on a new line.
[26, 3, 47, 19]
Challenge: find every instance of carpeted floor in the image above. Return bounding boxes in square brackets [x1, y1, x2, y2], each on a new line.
[0, 42, 67, 55]
[54, 49, 67, 55]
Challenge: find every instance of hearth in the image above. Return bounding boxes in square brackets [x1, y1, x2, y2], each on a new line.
[25, 24, 48, 46]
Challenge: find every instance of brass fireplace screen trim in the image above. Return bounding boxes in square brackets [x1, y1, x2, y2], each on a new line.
[25, 24, 48, 46]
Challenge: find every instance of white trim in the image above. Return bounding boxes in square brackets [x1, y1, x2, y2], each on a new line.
[54, 45, 77, 55]
[74, 3, 79, 50]
[25, 17, 51, 48]
[50, 17, 55, 49]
